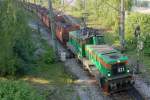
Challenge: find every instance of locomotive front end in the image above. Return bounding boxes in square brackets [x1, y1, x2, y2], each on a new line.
[85, 45, 134, 94]
[100, 51, 134, 94]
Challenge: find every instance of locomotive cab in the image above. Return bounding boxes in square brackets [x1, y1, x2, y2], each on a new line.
[104, 62, 134, 94]
[100, 52, 134, 94]
[85, 45, 134, 94]
[92, 35, 105, 45]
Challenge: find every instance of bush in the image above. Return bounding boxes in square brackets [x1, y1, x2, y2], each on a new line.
[38, 41, 56, 64]
[0, 80, 45, 100]
[144, 34, 150, 56]
[125, 13, 150, 54]
[125, 13, 150, 40]
[43, 48, 55, 64]
[104, 32, 118, 44]
[0, 0, 36, 76]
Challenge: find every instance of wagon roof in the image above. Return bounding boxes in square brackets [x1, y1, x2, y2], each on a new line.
[86, 45, 128, 64]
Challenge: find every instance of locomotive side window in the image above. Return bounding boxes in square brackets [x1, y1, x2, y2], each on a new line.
[97, 36, 105, 44]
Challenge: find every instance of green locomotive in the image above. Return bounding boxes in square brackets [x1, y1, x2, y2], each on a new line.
[67, 28, 134, 94]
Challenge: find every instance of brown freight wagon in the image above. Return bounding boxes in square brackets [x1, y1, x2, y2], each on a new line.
[56, 20, 80, 45]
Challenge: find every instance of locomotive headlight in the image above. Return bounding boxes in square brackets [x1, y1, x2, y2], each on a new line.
[107, 72, 111, 77]
[127, 69, 130, 73]
[117, 60, 120, 63]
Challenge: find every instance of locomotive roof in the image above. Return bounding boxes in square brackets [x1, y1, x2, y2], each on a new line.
[86, 45, 128, 64]
[69, 28, 103, 40]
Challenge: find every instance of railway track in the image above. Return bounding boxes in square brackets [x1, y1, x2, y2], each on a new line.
[128, 86, 144, 100]
[110, 86, 144, 100]
[77, 61, 144, 100]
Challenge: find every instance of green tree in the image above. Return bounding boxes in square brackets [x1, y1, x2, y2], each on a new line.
[125, 13, 150, 55]
[0, 80, 45, 100]
[72, 0, 132, 30]
[0, 0, 35, 76]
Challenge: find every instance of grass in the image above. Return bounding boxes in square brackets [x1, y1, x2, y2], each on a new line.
[126, 50, 150, 80]
[0, 62, 75, 100]
[20, 62, 75, 100]
[126, 50, 150, 68]
[0, 9, 76, 100]
[23, 63, 73, 85]
[0, 79, 45, 100]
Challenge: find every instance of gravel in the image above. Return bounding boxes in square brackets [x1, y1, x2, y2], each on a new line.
[65, 59, 107, 100]
[134, 76, 150, 99]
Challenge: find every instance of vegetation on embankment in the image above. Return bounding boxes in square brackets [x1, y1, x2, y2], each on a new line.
[0, 0, 74, 100]
[0, 79, 45, 100]
[125, 13, 150, 55]
[0, 0, 36, 76]
[126, 50, 150, 81]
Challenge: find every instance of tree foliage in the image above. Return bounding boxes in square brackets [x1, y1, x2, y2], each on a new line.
[26, 0, 61, 9]
[72, 0, 132, 29]
[0, 80, 45, 100]
[125, 13, 150, 55]
[126, 13, 150, 38]
[0, 0, 35, 76]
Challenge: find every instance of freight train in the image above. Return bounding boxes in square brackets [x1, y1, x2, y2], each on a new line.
[25, 3, 134, 94]
[26, 3, 80, 45]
